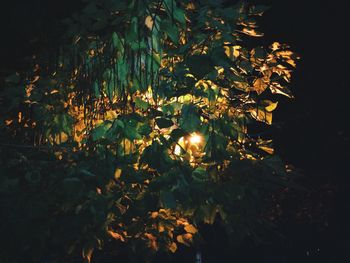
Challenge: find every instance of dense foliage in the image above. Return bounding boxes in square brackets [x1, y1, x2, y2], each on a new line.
[0, 0, 299, 262]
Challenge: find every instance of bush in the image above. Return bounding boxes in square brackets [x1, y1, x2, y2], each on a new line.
[0, 0, 299, 261]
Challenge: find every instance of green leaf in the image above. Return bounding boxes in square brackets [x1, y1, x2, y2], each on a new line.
[160, 20, 179, 43]
[111, 32, 124, 53]
[135, 97, 149, 110]
[170, 128, 188, 142]
[163, 0, 186, 25]
[155, 118, 174, 129]
[192, 167, 207, 181]
[220, 7, 240, 20]
[124, 124, 142, 140]
[160, 190, 176, 209]
[186, 55, 214, 79]
[140, 141, 174, 172]
[179, 104, 201, 133]
[93, 81, 100, 97]
[138, 124, 152, 136]
[126, 17, 138, 42]
[162, 104, 175, 115]
[173, 7, 186, 25]
[92, 121, 112, 141]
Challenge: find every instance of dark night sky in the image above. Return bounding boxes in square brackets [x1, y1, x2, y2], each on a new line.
[1, 0, 350, 260]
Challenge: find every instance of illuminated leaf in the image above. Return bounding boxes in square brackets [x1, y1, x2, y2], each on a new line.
[124, 124, 142, 140]
[241, 28, 264, 37]
[108, 230, 125, 241]
[169, 242, 177, 253]
[184, 224, 198, 234]
[261, 100, 278, 112]
[92, 121, 112, 141]
[135, 97, 149, 110]
[270, 82, 294, 98]
[176, 233, 192, 247]
[250, 107, 273, 125]
[259, 146, 274, 154]
[271, 42, 281, 51]
[252, 78, 268, 94]
[145, 16, 154, 30]
[105, 110, 118, 120]
[144, 233, 158, 250]
[114, 168, 122, 179]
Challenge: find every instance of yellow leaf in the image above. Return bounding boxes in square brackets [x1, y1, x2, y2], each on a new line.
[259, 146, 274, 154]
[107, 230, 125, 241]
[262, 100, 278, 112]
[114, 168, 122, 179]
[224, 45, 240, 58]
[5, 119, 13, 126]
[158, 223, 165, 233]
[242, 28, 264, 37]
[186, 3, 195, 10]
[233, 46, 241, 57]
[145, 233, 158, 250]
[106, 110, 117, 120]
[169, 242, 177, 253]
[151, 211, 158, 218]
[270, 82, 294, 98]
[145, 16, 154, 30]
[233, 81, 249, 92]
[224, 46, 231, 58]
[176, 233, 192, 247]
[286, 59, 296, 68]
[271, 42, 281, 51]
[250, 108, 273, 125]
[184, 224, 198, 234]
[253, 78, 268, 94]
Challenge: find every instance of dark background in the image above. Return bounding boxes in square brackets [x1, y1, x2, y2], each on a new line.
[1, 0, 350, 262]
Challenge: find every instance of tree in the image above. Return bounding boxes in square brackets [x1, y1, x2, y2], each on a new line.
[0, 0, 299, 262]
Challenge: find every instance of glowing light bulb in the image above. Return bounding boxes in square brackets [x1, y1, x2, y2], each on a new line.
[189, 133, 202, 145]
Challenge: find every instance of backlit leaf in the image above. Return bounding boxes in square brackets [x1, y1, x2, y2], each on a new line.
[184, 224, 198, 234]
[252, 78, 268, 94]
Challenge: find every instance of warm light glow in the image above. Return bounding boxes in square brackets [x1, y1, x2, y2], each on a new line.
[189, 133, 202, 145]
[174, 144, 181, 156]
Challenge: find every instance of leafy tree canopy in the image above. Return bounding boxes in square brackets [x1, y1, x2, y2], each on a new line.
[0, 0, 299, 262]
